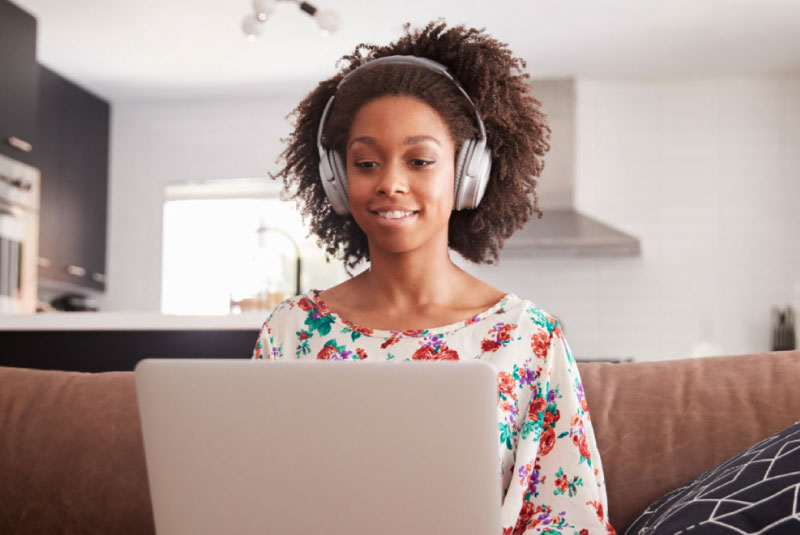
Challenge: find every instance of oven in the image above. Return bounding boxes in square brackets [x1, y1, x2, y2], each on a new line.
[0, 152, 40, 314]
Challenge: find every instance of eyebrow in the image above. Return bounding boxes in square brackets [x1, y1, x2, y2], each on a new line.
[348, 135, 441, 149]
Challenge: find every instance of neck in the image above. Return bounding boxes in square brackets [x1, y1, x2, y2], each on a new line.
[358, 237, 467, 309]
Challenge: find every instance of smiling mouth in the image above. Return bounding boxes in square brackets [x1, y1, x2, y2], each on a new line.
[371, 210, 419, 220]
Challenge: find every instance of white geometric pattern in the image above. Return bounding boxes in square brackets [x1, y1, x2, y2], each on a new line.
[626, 422, 800, 535]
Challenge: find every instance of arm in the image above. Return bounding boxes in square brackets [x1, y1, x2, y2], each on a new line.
[252, 317, 278, 360]
[502, 322, 615, 535]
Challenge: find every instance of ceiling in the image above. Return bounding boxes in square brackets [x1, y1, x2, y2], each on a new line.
[12, 0, 800, 102]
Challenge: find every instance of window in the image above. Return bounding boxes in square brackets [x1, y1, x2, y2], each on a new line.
[161, 178, 345, 315]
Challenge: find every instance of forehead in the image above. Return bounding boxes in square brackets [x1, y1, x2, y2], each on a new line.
[348, 95, 453, 144]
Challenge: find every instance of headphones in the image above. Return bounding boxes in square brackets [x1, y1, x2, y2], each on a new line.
[316, 55, 493, 216]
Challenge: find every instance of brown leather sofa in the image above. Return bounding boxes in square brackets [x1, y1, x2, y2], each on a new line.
[2, 350, 799, 534]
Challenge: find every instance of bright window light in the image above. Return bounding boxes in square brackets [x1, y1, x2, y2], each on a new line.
[161, 179, 345, 315]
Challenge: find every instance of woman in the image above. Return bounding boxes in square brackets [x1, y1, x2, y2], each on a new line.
[253, 20, 615, 535]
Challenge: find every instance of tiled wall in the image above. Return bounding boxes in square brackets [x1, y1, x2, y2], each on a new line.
[104, 76, 800, 361]
[467, 76, 800, 361]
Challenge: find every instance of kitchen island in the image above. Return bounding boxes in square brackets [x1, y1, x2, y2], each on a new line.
[0, 312, 268, 372]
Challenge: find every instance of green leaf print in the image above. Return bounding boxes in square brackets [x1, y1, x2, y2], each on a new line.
[304, 311, 334, 337]
[499, 422, 513, 450]
[520, 419, 541, 440]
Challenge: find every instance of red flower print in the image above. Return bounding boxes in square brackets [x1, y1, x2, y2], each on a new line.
[481, 338, 501, 353]
[345, 322, 373, 336]
[356, 348, 368, 360]
[439, 345, 459, 360]
[380, 333, 401, 349]
[297, 297, 314, 312]
[531, 331, 549, 359]
[299, 331, 309, 340]
[413, 345, 459, 361]
[544, 408, 560, 429]
[555, 473, 570, 493]
[497, 372, 516, 396]
[586, 500, 604, 522]
[496, 324, 515, 342]
[402, 329, 425, 337]
[528, 397, 546, 421]
[552, 322, 563, 339]
[539, 428, 556, 456]
[317, 345, 339, 360]
[412, 346, 435, 360]
[311, 295, 331, 316]
[515, 502, 538, 533]
[580, 530, 589, 535]
[574, 433, 592, 462]
[581, 397, 589, 413]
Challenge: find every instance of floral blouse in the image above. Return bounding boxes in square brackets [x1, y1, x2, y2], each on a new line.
[252, 289, 615, 535]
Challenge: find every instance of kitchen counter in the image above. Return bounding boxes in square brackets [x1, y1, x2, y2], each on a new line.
[0, 311, 268, 331]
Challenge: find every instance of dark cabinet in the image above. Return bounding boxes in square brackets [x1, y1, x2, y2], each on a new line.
[36, 66, 109, 291]
[0, 0, 38, 167]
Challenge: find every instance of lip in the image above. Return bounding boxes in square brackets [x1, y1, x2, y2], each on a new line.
[369, 206, 420, 213]
[369, 208, 419, 228]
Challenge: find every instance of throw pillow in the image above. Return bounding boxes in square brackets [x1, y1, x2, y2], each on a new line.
[625, 420, 800, 535]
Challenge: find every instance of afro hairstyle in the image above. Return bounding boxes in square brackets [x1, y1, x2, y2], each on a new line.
[270, 19, 551, 270]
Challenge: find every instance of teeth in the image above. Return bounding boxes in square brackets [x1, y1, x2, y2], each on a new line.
[377, 210, 415, 219]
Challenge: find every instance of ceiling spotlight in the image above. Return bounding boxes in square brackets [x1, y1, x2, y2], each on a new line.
[242, 13, 264, 40]
[253, 0, 275, 22]
[316, 9, 340, 33]
[241, 0, 340, 39]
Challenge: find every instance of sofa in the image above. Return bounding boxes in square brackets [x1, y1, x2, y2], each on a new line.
[1, 350, 799, 534]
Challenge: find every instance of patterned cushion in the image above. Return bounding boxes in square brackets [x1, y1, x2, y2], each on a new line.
[625, 420, 800, 535]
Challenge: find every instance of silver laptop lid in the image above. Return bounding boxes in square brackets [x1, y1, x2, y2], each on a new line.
[135, 359, 502, 535]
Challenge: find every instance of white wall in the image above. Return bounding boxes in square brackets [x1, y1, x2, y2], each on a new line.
[103, 88, 307, 312]
[104, 76, 800, 361]
[468, 76, 800, 361]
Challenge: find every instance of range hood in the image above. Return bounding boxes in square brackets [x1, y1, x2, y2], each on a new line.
[500, 79, 641, 258]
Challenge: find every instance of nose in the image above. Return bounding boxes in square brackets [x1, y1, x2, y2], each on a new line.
[374, 159, 409, 197]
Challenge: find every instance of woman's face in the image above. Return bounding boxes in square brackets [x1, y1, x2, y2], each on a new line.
[345, 95, 457, 257]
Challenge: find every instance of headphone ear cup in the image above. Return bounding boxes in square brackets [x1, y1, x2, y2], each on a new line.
[453, 139, 474, 210]
[319, 150, 350, 215]
[331, 150, 348, 193]
[454, 139, 492, 210]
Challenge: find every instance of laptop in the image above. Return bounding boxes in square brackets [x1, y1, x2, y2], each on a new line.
[135, 359, 502, 535]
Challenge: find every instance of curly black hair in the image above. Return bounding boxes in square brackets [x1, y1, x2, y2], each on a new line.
[270, 19, 551, 270]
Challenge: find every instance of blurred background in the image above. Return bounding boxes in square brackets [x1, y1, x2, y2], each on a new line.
[1, 0, 798, 362]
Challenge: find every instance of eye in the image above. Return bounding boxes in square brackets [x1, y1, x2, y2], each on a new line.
[353, 161, 379, 169]
[410, 159, 435, 167]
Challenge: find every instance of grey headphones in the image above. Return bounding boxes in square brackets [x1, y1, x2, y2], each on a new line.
[316, 55, 492, 216]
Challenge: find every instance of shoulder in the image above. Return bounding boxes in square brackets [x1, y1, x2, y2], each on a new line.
[501, 295, 563, 337]
[262, 290, 329, 330]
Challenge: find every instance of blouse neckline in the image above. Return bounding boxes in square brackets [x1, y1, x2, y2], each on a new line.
[308, 288, 518, 338]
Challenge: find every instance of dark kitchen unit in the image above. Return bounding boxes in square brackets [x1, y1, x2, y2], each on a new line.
[36, 65, 110, 293]
[0, 0, 38, 168]
[0, 0, 111, 304]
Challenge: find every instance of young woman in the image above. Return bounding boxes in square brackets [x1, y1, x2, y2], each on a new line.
[253, 20, 615, 535]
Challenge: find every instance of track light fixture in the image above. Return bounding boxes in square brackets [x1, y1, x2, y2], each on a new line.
[242, 0, 341, 40]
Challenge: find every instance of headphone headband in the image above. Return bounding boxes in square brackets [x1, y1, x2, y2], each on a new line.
[317, 55, 487, 156]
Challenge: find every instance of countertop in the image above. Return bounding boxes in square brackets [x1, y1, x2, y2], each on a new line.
[0, 311, 268, 331]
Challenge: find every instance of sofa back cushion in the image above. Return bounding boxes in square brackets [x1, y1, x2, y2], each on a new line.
[2, 351, 799, 535]
[0, 365, 154, 535]
[578, 350, 800, 532]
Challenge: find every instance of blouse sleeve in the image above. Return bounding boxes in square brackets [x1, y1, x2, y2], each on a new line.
[501, 323, 615, 535]
[251, 317, 277, 360]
